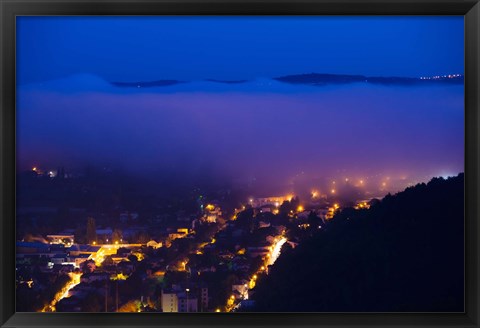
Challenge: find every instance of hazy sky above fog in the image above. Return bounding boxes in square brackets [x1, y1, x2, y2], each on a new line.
[16, 17, 464, 197]
[17, 16, 464, 84]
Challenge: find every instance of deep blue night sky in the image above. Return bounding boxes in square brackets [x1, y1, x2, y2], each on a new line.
[17, 16, 464, 84]
[16, 16, 464, 197]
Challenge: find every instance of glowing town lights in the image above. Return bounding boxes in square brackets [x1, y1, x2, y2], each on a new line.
[345, 178, 349, 182]
[331, 189, 336, 194]
[267, 237, 287, 266]
[206, 204, 215, 211]
[311, 190, 318, 199]
[42, 272, 82, 312]
[275, 202, 280, 207]
[355, 201, 370, 210]
[333, 203, 340, 209]
[359, 180, 364, 185]
[215, 309, 221, 312]
[32, 167, 37, 171]
[114, 273, 128, 281]
[249, 198, 253, 203]
[382, 182, 387, 187]
[260, 266, 265, 271]
[297, 205, 304, 212]
[92, 241, 96, 245]
[253, 275, 257, 280]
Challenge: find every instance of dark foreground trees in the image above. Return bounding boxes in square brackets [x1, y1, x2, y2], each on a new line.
[252, 174, 464, 312]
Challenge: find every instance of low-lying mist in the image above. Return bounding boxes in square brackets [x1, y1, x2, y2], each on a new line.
[17, 74, 464, 198]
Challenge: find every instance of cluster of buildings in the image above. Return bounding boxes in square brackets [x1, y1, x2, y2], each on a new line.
[191, 203, 223, 227]
[17, 187, 370, 313]
[17, 161, 389, 313]
[16, 237, 102, 271]
[248, 196, 292, 209]
[161, 285, 209, 312]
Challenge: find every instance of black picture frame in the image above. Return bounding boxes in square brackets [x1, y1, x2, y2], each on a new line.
[1, 1, 479, 327]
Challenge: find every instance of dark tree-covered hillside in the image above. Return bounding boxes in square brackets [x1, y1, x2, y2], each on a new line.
[252, 174, 464, 312]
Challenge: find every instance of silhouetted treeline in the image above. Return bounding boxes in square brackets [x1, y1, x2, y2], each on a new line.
[252, 174, 464, 312]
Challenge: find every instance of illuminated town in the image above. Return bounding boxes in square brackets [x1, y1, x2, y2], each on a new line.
[17, 165, 361, 312]
[16, 163, 464, 312]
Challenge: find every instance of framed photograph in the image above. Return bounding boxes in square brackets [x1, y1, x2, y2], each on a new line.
[1, 0, 479, 327]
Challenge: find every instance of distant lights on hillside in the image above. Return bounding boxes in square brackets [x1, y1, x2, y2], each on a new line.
[420, 73, 462, 80]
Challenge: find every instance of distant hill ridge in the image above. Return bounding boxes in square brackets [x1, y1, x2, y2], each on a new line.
[250, 173, 464, 312]
[273, 72, 463, 86]
[110, 73, 464, 88]
[111, 80, 187, 88]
